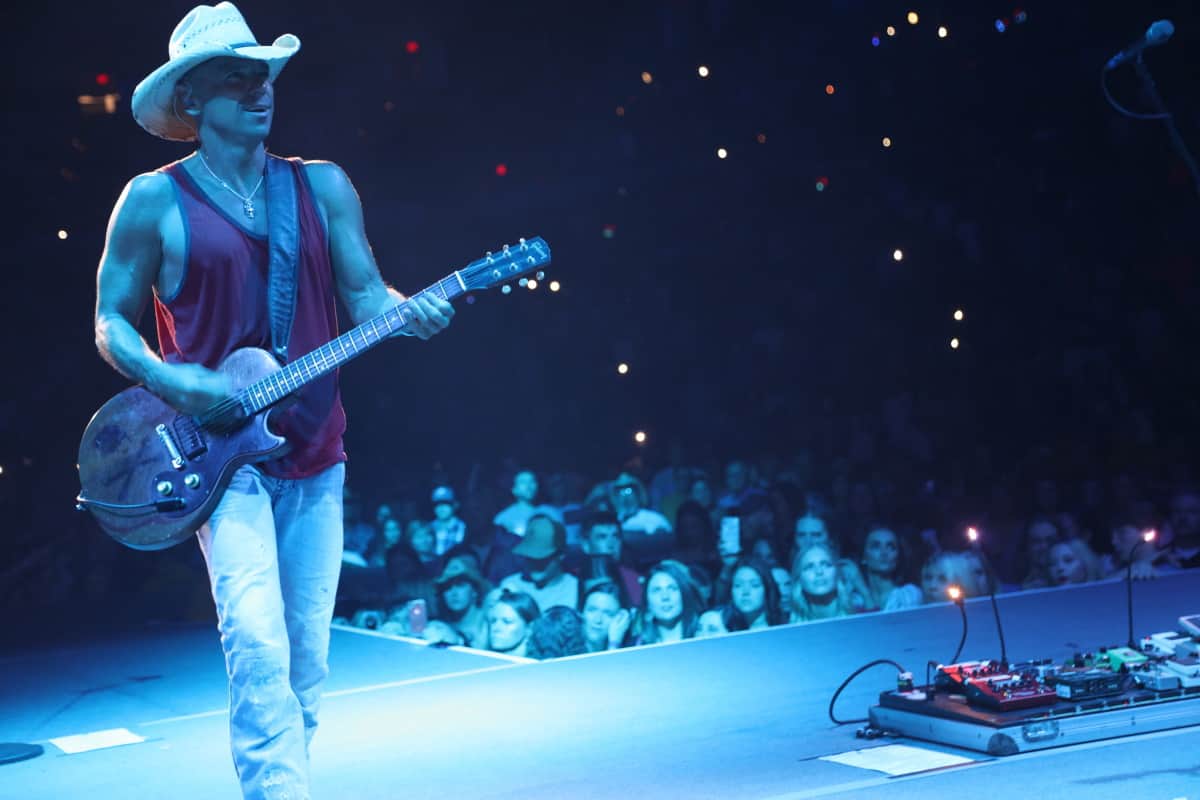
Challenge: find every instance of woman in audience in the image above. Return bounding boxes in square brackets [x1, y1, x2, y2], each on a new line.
[1047, 537, 1104, 586]
[789, 542, 855, 622]
[728, 557, 784, 630]
[487, 589, 540, 658]
[526, 606, 588, 659]
[857, 526, 922, 611]
[580, 580, 632, 652]
[1020, 516, 1062, 589]
[920, 551, 987, 603]
[636, 559, 701, 644]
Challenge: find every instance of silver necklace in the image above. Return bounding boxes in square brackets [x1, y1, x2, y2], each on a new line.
[197, 152, 265, 219]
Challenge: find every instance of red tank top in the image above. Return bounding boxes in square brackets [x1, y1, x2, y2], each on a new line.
[153, 156, 347, 479]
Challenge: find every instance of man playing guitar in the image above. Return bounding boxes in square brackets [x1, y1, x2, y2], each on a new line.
[92, 4, 453, 796]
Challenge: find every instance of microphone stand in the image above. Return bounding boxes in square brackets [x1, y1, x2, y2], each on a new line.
[1133, 55, 1200, 202]
[1126, 539, 1147, 649]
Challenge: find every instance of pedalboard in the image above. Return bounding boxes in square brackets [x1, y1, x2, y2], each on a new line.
[870, 615, 1200, 755]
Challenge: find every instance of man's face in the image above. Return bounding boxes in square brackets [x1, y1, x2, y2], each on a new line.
[1171, 494, 1200, 542]
[512, 471, 538, 503]
[442, 579, 477, 614]
[582, 523, 622, 560]
[725, 461, 747, 493]
[180, 57, 273, 139]
[433, 502, 455, 522]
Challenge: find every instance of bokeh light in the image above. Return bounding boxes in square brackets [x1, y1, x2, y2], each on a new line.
[882, 136, 892, 148]
[815, 176, 829, 192]
[886, 25, 896, 37]
[871, 35, 881, 47]
[892, 248, 904, 261]
[756, 133, 767, 144]
[907, 11, 919, 25]
[825, 83, 835, 95]
[634, 431, 647, 444]
[947, 584, 963, 601]
[617, 363, 629, 375]
[953, 308, 964, 321]
[938, 25, 948, 38]
[615, 105, 625, 117]
[549, 280, 561, 292]
[404, 41, 420, 54]
[527, 279, 538, 290]
[494, 163, 508, 177]
[697, 65, 710, 78]
[950, 337, 960, 349]
[641, 71, 653, 84]
[717, 147, 728, 159]
[57, 229, 68, 240]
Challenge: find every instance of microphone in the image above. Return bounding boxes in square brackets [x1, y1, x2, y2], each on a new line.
[1106, 20, 1175, 70]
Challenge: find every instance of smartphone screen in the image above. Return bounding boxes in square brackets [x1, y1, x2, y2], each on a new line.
[720, 516, 741, 555]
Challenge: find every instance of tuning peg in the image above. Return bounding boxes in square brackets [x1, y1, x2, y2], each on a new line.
[519, 238, 528, 249]
[502, 244, 510, 253]
[536, 271, 545, 280]
[501, 285, 512, 295]
[518, 278, 528, 287]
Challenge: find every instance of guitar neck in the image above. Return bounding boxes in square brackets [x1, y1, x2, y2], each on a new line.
[237, 272, 469, 415]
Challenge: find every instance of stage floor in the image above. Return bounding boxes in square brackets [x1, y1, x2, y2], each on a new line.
[3, 572, 1199, 799]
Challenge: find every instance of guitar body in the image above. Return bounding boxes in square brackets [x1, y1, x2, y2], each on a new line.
[77, 236, 552, 551]
[77, 347, 289, 550]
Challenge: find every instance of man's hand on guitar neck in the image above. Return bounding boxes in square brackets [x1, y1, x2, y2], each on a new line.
[147, 362, 232, 416]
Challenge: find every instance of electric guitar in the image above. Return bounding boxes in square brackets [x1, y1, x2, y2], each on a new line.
[77, 237, 551, 550]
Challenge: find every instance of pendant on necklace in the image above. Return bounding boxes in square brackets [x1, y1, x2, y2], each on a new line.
[243, 199, 255, 219]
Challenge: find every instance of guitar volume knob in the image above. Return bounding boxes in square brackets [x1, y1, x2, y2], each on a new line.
[156, 480, 175, 496]
[184, 473, 202, 490]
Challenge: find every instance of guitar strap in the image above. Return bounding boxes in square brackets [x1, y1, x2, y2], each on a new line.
[265, 154, 302, 364]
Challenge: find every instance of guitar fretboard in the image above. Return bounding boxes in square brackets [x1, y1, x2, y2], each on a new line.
[237, 272, 467, 415]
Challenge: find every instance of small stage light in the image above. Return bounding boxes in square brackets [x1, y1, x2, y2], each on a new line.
[634, 431, 647, 444]
[495, 163, 508, 177]
[815, 176, 829, 191]
[954, 309, 964, 321]
[886, 26, 896, 37]
[717, 147, 728, 159]
[871, 35, 881, 47]
[95, 73, 110, 86]
[698, 65, 710, 78]
[641, 71, 653, 85]
[938, 26, 948, 38]
[756, 133, 767, 144]
[892, 248, 904, 261]
[405, 41, 420, 54]
[947, 585, 963, 602]
[616, 106, 625, 117]
[57, 229, 68, 240]
[617, 363, 629, 375]
[825, 83, 835, 95]
[527, 279, 538, 290]
[882, 136, 892, 148]
[549, 280, 561, 292]
[950, 337, 960, 349]
[907, 11, 919, 25]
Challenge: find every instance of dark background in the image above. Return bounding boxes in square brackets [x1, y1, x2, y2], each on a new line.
[3, 1, 1199, 633]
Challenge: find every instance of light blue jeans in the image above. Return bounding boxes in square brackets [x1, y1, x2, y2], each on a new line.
[196, 462, 345, 800]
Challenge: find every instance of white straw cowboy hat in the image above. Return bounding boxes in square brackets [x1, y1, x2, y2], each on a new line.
[131, 2, 300, 142]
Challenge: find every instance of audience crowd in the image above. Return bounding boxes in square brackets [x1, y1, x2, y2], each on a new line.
[333, 447, 1200, 659]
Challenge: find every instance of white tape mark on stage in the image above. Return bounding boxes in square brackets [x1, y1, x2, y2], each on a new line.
[759, 725, 1200, 800]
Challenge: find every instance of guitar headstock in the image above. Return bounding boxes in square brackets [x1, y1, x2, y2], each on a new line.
[459, 237, 551, 292]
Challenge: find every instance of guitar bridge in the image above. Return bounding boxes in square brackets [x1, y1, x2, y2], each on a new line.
[172, 416, 209, 460]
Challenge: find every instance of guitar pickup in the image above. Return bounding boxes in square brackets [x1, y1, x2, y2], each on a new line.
[172, 416, 209, 459]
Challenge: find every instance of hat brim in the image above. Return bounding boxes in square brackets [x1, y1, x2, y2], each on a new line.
[131, 34, 300, 142]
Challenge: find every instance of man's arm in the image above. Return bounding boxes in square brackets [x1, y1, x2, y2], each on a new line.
[304, 161, 453, 339]
[94, 174, 228, 414]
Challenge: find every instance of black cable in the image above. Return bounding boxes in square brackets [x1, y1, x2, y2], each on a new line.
[950, 599, 968, 665]
[989, 592, 1007, 668]
[828, 658, 907, 725]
